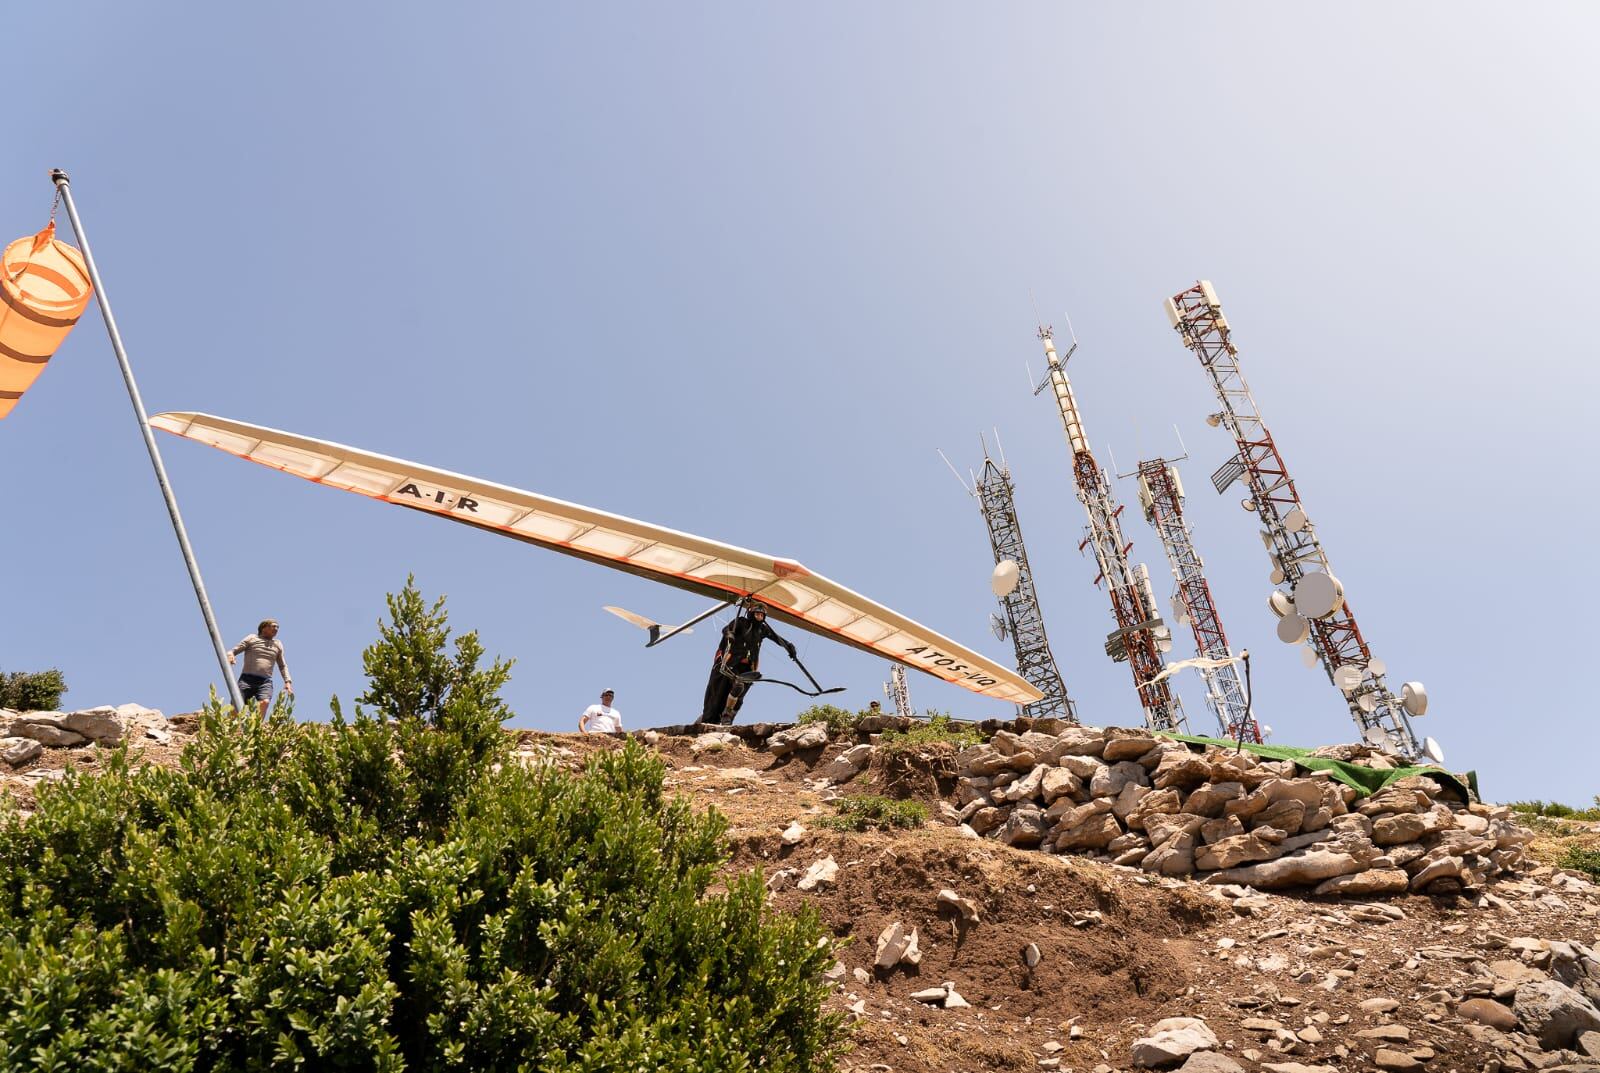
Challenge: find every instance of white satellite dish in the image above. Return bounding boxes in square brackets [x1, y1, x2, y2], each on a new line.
[1259, 530, 1275, 549]
[1276, 613, 1310, 645]
[1363, 726, 1389, 749]
[1367, 658, 1387, 677]
[1401, 681, 1429, 717]
[1269, 566, 1285, 585]
[1157, 638, 1173, 653]
[1357, 692, 1377, 713]
[991, 559, 1021, 598]
[1283, 507, 1308, 533]
[1422, 736, 1446, 765]
[1268, 590, 1293, 618]
[1259, 724, 1274, 740]
[1292, 572, 1344, 619]
[1172, 596, 1190, 626]
[989, 612, 1010, 642]
[1332, 664, 1363, 693]
[1300, 645, 1320, 668]
[1242, 498, 1258, 512]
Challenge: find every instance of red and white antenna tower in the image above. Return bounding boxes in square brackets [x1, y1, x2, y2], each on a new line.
[1164, 281, 1427, 757]
[1034, 324, 1186, 732]
[1133, 454, 1259, 741]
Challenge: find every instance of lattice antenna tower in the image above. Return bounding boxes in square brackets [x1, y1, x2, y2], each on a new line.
[964, 434, 1077, 722]
[1131, 453, 1259, 741]
[883, 663, 912, 717]
[1164, 281, 1425, 756]
[1033, 324, 1186, 731]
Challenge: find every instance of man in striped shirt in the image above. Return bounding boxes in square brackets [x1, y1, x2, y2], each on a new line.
[228, 618, 293, 715]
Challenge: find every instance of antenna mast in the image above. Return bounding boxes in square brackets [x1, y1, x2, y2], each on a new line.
[969, 441, 1077, 722]
[1164, 281, 1422, 756]
[884, 663, 912, 717]
[1034, 325, 1186, 731]
[1133, 455, 1259, 741]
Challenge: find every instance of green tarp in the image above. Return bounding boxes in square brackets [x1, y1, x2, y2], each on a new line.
[1156, 732, 1478, 802]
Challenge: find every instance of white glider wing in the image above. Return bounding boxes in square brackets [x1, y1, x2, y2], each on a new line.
[152, 411, 1042, 705]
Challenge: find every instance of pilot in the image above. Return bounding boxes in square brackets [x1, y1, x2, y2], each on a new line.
[701, 600, 795, 725]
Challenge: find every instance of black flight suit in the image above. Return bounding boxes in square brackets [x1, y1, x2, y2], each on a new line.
[701, 612, 794, 724]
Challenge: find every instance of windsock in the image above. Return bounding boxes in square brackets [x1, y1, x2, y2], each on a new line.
[1, 222, 93, 418]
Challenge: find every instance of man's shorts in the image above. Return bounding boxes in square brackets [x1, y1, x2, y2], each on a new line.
[239, 673, 274, 706]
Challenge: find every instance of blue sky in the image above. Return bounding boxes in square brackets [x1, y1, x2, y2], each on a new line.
[3, 3, 1595, 804]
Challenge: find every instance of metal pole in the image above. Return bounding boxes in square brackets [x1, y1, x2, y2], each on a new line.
[49, 169, 246, 713]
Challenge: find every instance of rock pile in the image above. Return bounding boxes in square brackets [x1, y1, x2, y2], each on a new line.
[1, 703, 173, 766]
[847, 722, 1535, 897]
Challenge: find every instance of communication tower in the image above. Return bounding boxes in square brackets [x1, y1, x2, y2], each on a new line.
[1164, 281, 1426, 757]
[1034, 325, 1186, 732]
[1132, 454, 1259, 741]
[966, 441, 1076, 722]
[884, 663, 911, 717]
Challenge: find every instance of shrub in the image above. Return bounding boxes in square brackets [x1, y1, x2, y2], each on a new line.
[1560, 846, 1600, 882]
[796, 704, 861, 736]
[0, 667, 68, 711]
[0, 580, 846, 1072]
[875, 713, 984, 757]
[1509, 799, 1600, 822]
[819, 794, 929, 832]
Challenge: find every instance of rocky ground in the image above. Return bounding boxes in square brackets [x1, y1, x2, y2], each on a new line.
[4, 705, 1598, 1072]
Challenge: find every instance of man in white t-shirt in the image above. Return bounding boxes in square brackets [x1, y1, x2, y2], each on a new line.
[579, 689, 624, 734]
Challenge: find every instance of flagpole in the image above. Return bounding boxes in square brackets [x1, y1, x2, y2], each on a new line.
[49, 169, 246, 713]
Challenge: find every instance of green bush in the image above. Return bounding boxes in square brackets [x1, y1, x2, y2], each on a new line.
[819, 795, 928, 832]
[1509, 799, 1600, 822]
[1560, 846, 1600, 882]
[0, 667, 68, 711]
[795, 704, 861, 736]
[875, 713, 984, 756]
[0, 579, 845, 1072]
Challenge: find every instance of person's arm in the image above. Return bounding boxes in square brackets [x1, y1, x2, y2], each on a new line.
[277, 644, 293, 692]
[765, 621, 796, 657]
[579, 705, 593, 733]
[227, 636, 248, 665]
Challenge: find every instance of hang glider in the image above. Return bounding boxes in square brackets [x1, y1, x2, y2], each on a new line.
[151, 411, 1043, 705]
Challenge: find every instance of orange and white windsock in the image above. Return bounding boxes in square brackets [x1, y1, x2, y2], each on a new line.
[0, 222, 93, 419]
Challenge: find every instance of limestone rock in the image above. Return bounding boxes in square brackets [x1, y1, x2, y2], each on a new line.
[1195, 832, 1286, 872]
[1176, 1055, 1245, 1073]
[11, 722, 85, 747]
[1183, 781, 1246, 817]
[1145, 812, 1204, 848]
[937, 888, 980, 924]
[1514, 978, 1600, 1050]
[692, 731, 741, 753]
[874, 922, 922, 970]
[1128, 786, 1182, 830]
[1053, 725, 1107, 757]
[1, 737, 43, 767]
[1458, 997, 1518, 1031]
[1312, 869, 1410, 896]
[1142, 830, 1198, 876]
[1372, 1050, 1421, 1072]
[970, 806, 1007, 835]
[61, 705, 124, 744]
[997, 807, 1050, 848]
[1253, 798, 1306, 836]
[1206, 849, 1363, 889]
[781, 821, 807, 846]
[1041, 766, 1083, 803]
[817, 743, 872, 783]
[1131, 1016, 1219, 1068]
[1090, 760, 1149, 799]
[1102, 730, 1158, 762]
[909, 985, 948, 1003]
[796, 855, 838, 891]
[1058, 754, 1107, 781]
[1055, 808, 1123, 851]
[999, 763, 1048, 803]
[957, 744, 1011, 776]
[767, 723, 828, 756]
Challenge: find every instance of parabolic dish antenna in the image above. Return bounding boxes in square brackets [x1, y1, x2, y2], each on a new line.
[1269, 566, 1286, 585]
[1422, 736, 1446, 765]
[1259, 529, 1275, 549]
[1268, 590, 1293, 618]
[989, 612, 1009, 642]
[1172, 596, 1190, 625]
[1332, 664, 1364, 693]
[1367, 658, 1387, 677]
[1284, 507, 1309, 533]
[1300, 645, 1320, 668]
[1292, 572, 1344, 619]
[1363, 726, 1390, 749]
[1357, 692, 1377, 712]
[991, 559, 1021, 597]
[1242, 498, 1258, 512]
[1276, 613, 1310, 644]
[1401, 681, 1429, 717]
